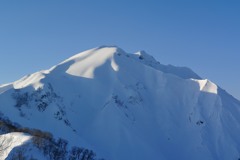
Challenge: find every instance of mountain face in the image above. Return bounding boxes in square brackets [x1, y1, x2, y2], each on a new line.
[0, 46, 240, 160]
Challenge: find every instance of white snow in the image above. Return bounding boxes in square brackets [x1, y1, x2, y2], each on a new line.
[13, 71, 46, 89]
[0, 83, 13, 94]
[0, 132, 32, 159]
[193, 79, 218, 94]
[0, 46, 240, 160]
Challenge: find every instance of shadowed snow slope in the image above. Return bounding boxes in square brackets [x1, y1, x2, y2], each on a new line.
[0, 46, 240, 160]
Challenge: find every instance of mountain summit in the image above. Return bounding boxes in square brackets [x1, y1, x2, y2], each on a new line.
[0, 46, 240, 160]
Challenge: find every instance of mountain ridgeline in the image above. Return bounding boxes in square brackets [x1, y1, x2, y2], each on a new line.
[0, 46, 240, 160]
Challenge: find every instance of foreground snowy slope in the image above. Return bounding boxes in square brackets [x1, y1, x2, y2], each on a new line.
[0, 46, 240, 160]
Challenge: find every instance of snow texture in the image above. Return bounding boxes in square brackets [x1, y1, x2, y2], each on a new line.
[0, 46, 240, 160]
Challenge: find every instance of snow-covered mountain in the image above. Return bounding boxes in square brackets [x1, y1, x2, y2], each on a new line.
[0, 46, 240, 160]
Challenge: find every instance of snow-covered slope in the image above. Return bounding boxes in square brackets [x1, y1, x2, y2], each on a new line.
[0, 132, 47, 160]
[0, 46, 240, 160]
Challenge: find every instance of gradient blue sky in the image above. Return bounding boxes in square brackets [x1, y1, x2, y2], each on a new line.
[0, 0, 239, 100]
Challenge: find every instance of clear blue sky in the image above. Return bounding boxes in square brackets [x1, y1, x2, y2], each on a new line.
[0, 0, 239, 100]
